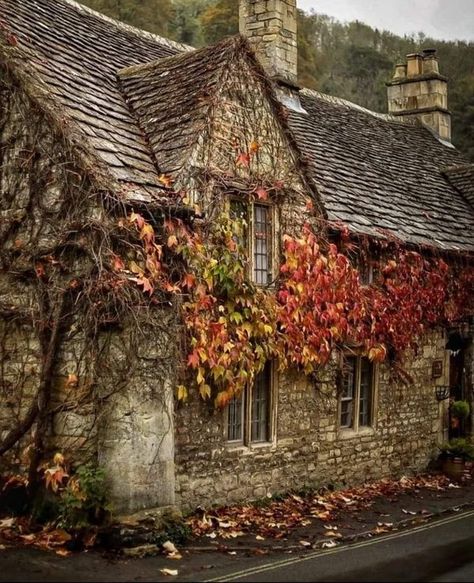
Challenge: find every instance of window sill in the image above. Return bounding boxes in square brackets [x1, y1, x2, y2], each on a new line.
[338, 426, 375, 440]
[225, 441, 275, 454]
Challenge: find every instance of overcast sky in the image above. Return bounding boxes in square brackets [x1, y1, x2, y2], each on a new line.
[299, 0, 474, 41]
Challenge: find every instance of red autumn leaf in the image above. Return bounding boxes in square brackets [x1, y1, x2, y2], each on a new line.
[256, 187, 268, 201]
[236, 152, 250, 167]
[112, 254, 125, 272]
[187, 350, 200, 368]
[35, 262, 45, 278]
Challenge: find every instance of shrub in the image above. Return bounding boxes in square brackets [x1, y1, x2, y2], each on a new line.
[57, 463, 110, 529]
[439, 438, 474, 460]
[450, 400, 470, 420]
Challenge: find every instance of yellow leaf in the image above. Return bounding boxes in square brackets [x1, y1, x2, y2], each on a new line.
[129, 261, 144, 275]
[177, 385, 188, 402]
[196, 367, 205, 386]
[53, 452, 65, 466]
[199, 384, 211, 400]
[140, 223, 154, 242]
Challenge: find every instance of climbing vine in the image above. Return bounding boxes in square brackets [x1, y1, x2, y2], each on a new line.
[124, 210, 474, 408]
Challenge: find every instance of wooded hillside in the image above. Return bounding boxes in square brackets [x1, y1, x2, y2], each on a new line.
[81, 0, 474, 160]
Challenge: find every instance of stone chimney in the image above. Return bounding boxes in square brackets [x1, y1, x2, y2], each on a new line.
[239, 0, 298, 88]
[387, 49, 451, 142]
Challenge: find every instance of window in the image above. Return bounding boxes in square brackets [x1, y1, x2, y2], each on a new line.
[226, 362, 273, 444]
[230, 199, 274, 286]
[340, 356, 376, 430]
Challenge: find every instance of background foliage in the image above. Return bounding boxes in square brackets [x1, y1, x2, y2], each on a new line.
[80, 0, 474, 160]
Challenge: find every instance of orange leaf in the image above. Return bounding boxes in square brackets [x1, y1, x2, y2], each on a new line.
[249, 141, 260, 154]
[182, 273, 196, 290]
[65, 374, 78, 388]
[159, 174, 173, 188]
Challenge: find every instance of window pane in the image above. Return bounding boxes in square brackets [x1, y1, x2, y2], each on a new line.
[253, 204, 272, 285]
[227, 393, 244, 442]
[230, 199, 249, 252]
[359, 358, 373, 427]
[251, 363, 271, 442]
[341, 357, 356, 428]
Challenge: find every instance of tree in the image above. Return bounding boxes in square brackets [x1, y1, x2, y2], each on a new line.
[80, 0, 174, 37]
[199, 0, 238, 46]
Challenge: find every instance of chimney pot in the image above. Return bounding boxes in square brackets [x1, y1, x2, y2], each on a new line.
[393, 63, 407, 80]
[406, 53, 423, 77]
[422, 48, 439, 75]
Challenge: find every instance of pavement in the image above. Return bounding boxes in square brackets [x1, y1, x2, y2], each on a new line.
[1, 473, 474, 582]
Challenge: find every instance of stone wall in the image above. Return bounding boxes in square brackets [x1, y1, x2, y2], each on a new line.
[175, 329, 448, 510]
[0, 80, 179, 514]
[97, 315, 179, 514]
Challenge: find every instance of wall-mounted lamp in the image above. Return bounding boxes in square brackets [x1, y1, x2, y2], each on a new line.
[435, 385, 450, 401]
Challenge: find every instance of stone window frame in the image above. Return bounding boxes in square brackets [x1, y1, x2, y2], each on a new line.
[225, 361, 277, 447]
[337, 351, 379, 434]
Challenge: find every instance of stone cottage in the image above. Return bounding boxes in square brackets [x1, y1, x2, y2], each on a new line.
[0, 0, 473, 513]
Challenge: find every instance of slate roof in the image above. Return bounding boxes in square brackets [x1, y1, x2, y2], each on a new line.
[442, 164, 474, 208]
[0, 0, 190, 201]
[0, 0, 473, 252]
[288, 90, 474, 252]
[119, 38, 240, 179]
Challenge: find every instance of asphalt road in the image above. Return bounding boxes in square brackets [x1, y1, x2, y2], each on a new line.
[1, 509, 473, 582]
[201, 509, 474, 583]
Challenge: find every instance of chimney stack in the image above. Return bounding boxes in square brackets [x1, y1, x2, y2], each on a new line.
[387, 49, 451, 143]
[239, 0, 298, 88]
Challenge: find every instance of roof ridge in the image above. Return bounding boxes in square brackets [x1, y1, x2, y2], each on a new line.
[61, 0, 192, 54]
[300, 88, 407, 124]
[118, 36, 242, 79]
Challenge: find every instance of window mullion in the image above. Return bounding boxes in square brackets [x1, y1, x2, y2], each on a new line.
[245, 385, 252, 446]
[250, 203, 255, 282]
[354, 357, 361, 432]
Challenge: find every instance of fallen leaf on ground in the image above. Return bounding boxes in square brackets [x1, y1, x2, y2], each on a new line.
[160, 569, 178, 577]
[55, 549, 71, 557]
[162, 541, 178, 554]
[321, 540, 338, 549]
